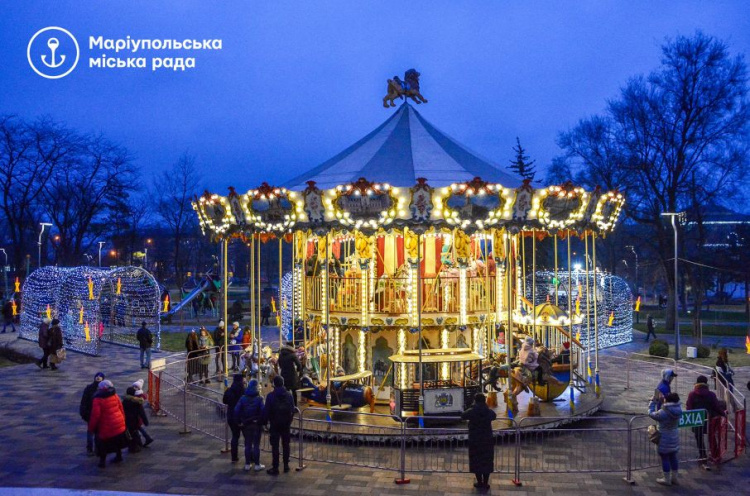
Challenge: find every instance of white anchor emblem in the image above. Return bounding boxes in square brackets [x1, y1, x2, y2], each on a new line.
[41, 38, 66, 69]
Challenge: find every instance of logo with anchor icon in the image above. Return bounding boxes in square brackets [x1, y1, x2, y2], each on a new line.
[27, 27, 80, 79]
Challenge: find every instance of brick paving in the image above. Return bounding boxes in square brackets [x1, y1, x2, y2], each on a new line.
[0, 331, 747, 496]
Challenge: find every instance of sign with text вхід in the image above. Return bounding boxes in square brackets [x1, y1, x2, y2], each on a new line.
[679, 409, 707, 428]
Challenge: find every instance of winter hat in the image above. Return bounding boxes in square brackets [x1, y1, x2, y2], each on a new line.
[273, 376, 284, 388]
[246, 379, 259, 394]
[42, 317, 51, 324]
[474, 393, 486, 404]
[524, 337, 534, 346]
[696, 375, 708, 384]
[132, 379, 144, 391]
[51, 318, 60, 326]
[232, 321, 240, 327]
[219, 321, 225, 328]
[98, 379, 113, 390]
[562, 342, 570, 350]
[232, 373, 244, 384]
[134, 389, 145, 397]
[126, 386, 136, 396]
[662, 368, 678, 379]
[94, 372, 105, 382]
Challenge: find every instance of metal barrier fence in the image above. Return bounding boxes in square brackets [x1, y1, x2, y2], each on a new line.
[148, 351, 746, 485]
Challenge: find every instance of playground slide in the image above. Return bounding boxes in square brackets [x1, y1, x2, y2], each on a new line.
[160, 279, 210, 317]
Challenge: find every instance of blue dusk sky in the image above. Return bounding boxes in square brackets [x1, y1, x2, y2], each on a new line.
[1, 1, 748, 193]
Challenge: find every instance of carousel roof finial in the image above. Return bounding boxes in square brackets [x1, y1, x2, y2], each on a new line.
[383, 69, 428, 108]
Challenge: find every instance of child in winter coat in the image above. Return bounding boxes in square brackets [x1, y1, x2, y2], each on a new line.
[649, 392, 682, 486]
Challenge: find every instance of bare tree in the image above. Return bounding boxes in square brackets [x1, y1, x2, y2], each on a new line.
[559, 32, 750, 331]
[153, 152, 202, 288]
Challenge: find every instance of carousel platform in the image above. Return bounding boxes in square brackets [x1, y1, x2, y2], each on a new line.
[292, 386, 602, 442]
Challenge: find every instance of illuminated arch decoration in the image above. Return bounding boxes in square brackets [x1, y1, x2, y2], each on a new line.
[19, 266, 161, 356]
[326, 178, 404, 231]
[532, 182, 589, 230]
[434, 177, 513, 230]
[247, 182, 300, 233]
[194, 190, 236, 238]
[523, 270, 633, 350]
[591, 190, 625, 232]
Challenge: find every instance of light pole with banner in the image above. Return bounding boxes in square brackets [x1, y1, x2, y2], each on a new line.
[98, 241, 106, 267]
[626, 245, 639, 323]
[0, 248, 8, 299]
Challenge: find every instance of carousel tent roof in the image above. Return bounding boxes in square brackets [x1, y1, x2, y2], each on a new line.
[283, 103, 521, 190]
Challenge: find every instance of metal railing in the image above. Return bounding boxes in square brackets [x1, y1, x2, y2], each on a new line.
[148, 350, 746, 486]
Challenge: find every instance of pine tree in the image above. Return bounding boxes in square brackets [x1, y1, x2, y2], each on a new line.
[507, 137, 537, 182]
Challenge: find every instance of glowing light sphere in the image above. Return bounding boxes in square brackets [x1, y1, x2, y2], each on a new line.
[19, 266, 161, 356]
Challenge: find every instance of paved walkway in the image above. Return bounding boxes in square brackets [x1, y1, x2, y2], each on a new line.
[0, 331, 747, 496]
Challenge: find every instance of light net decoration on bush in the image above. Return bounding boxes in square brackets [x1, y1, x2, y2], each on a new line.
[524, 270, 633, 351]
[19, 266, 161, 355]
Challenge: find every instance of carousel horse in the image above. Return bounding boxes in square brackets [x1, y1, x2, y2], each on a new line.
[382, 69, 428, 107]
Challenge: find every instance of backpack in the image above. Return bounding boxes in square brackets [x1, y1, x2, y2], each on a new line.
[271, 392, 294, 426]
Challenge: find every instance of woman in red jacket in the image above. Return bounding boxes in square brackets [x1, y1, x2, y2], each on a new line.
[88, 380, 127, 468]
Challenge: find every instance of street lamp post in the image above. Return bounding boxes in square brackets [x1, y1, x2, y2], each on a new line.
[626, 245, 639, 323]
[98, 242, 105, 267]
[37, 223, 52, 268]
[661, 212, 684, 360]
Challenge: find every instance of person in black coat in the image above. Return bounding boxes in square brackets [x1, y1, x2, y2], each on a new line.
[122, 386, 149, 452]
[461, 393, 497, 490]
[36, 318, 51, 369]
[222, 374, 245, 463]
[47, 319, 64, 370]
[136, 322, 153, 369]
[80, 372, 106, 455]
[277, 343, 303, 405]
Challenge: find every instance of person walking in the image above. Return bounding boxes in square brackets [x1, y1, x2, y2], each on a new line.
[80, 372, 106, 455]
[131, 379, 154, 447]
[213, 321, 226, 374]
[715, 348, 735, 392]
[88, 380, 128, 469]
[686, 375, 724, 470]
[278, 342, 303, 406]
[461, 393, 497, 490]
[649, 368, 677, 413]
[263, 376, 295, 475]
[198, 327, 214, 384]
[1, 298, 15, 333]
[222, 373, 245, 463]
[645, 314, 657, 341]
[649, 392, 682, 486]
[261, 305, 271, 326]
[122, 386, 149, 453]
[136, 321, 153, 369]
[36, 317, 52, 369]
[185, 329, 199, 383]
[234, 379, 265, 472]
[47, 318, 64, 371]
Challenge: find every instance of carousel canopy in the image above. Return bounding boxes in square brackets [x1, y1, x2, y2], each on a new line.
[283, 103, 520, 190]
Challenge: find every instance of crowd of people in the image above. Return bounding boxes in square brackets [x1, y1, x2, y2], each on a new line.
[80, 372, 154, 468]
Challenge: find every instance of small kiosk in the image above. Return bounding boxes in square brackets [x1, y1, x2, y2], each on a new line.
[389, 348, 483, 418]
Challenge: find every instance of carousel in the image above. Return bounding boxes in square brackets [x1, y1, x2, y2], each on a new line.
[193, 76, 627, 430]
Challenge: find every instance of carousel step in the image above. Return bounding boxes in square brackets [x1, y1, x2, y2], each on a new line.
[331, 404, 352, 411]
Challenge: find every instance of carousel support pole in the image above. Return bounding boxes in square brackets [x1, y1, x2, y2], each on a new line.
[585, 232, 592, 385]
[291, 232, 295, 347]
[532, 229, 537, 344]
[417, 233, 424, 428]
[592, 232, 600, 397]
[325, 233, 332, 419]
[250, 238, 255, 353]
[257, 235, 263, 386]
[554, 235, 559, 307]
[279, 237, 283, 348]
[223, 238, 229, 382]
[506, 232, 513, 366]
[567, 233, 574, 413]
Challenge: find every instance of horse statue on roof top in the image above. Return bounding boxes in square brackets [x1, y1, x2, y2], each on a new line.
[383, 69, 428, 108]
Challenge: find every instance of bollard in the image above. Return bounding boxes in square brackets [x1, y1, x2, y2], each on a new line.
[394, 419, 410, 484]
[625, 354, 631, 390]
[296, 408, 306, 471]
